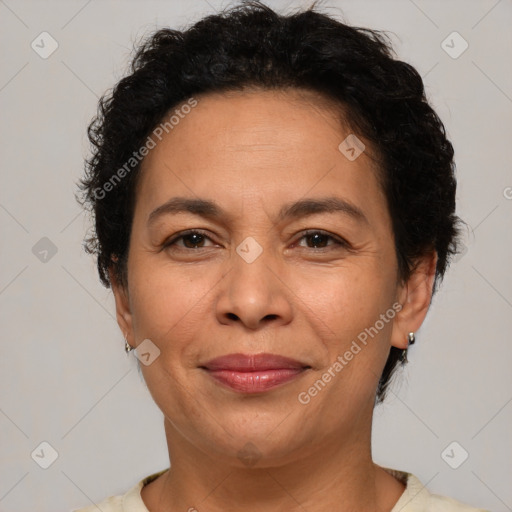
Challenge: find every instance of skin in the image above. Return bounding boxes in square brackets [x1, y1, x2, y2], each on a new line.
[110, 88, 437, 511]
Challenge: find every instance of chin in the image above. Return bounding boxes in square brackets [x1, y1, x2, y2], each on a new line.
[200, 417, 310, 466]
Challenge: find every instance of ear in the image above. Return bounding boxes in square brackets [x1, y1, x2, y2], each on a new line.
[109, 266, 134, 346]
[390, 251, 438, 350]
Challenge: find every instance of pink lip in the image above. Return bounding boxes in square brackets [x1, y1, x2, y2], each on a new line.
[201, 353, 310, 393]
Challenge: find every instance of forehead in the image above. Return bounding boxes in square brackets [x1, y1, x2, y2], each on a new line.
[157, 88, 353, 156]
[134, 88, 387, 226]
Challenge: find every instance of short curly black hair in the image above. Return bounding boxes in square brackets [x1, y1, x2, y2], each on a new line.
[78, 0, 464, 403]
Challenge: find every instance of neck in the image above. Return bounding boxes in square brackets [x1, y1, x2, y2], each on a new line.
[141, 412, 404, 512]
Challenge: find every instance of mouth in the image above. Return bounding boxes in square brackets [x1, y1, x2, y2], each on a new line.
[199, 353, 311, 394]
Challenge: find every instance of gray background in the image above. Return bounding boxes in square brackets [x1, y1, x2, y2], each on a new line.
[0, 0, 511, 510]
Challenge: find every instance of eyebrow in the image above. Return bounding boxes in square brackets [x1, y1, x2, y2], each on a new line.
[147, 196, 369, 227]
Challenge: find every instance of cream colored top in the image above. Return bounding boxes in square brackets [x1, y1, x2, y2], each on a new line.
[73, 467, 489, 511]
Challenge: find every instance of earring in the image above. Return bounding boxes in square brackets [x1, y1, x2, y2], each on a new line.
[124, 336, 134, 354]
[400, 332, 415, 363]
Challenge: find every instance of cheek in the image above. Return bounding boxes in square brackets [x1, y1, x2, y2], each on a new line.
[292, 262, 394, 340]
[128, 256, 221, 342]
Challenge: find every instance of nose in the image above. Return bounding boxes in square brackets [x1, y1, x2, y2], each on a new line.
[215, 248, 293, 330]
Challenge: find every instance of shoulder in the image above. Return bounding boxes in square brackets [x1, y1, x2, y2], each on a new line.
[385, 468, 490, 512]
[71, 468, 169, 512]
[426, 492, 490, 512]
[73, 494, 123, 512]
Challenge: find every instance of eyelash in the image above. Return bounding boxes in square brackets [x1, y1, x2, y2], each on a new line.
[162, 229, 349, 251]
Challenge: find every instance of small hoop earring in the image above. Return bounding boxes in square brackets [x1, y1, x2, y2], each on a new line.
[124, 336, 134, 354]
[400, 332, 415, 363]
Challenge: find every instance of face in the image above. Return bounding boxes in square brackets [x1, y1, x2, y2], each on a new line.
[112, 88, 434, 467]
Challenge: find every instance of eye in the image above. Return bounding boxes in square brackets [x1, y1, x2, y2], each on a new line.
[162, 229, 349, 252]
[163, 230, 217, 250]
[294, 230, 349, 250]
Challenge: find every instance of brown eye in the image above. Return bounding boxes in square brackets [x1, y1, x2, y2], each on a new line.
[164, 230, 215, 250]
[296, 230, 348, 250]
[181, 232, 206, 248]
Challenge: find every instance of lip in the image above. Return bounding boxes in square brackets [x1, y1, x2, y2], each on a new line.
[200, 353, 311, 393]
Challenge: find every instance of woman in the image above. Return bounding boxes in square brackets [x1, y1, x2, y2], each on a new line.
[74, 1, 487, 510]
